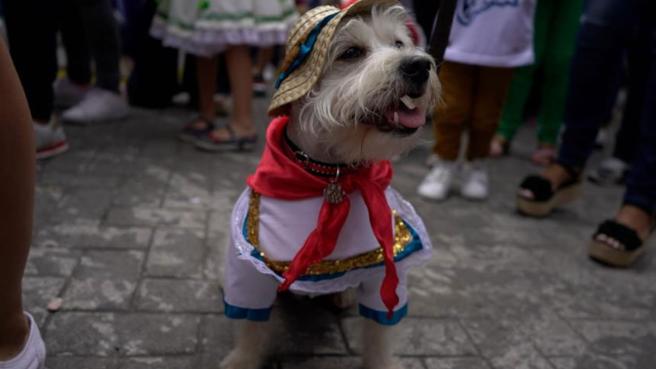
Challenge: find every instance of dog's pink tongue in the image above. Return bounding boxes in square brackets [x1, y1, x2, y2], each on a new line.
[386, 106, 427, 128]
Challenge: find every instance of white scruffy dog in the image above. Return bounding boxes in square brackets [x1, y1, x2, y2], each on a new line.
[221, 3, 440, 369]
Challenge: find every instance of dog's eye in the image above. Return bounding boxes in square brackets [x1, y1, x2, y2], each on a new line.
[394, 40, 404, 48]
[338, 47, 365, 60]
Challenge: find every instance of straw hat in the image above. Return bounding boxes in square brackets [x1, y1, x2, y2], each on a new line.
[268, 0, 399, 117]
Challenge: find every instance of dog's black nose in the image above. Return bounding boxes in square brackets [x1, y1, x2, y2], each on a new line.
[399, 57, 431, 86]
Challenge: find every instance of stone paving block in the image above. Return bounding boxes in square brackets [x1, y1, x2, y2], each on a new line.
[208, 210, 231, 236]
[549, 280, 654, 321]
[204, 232, 228, 280]
[569, 320, 656, 357]
[196, 353, 278, 369]
[46, 356, 117, 369]
[198, 315, 235, 357]
[62, 250, 144, 309]
[162, 173, 211, 209]
[22, 277, 66, 326]
[47, 313, 199, 356]
[117, 356, 197, 369]
[145, 228, 206, 278]
[460, 319, 553, 369]
[105, 207, 206, 229]
[281, 356, 426, 369]
[548, 354, 639, 369]
[56, 188, 115, 220]
[424, 357, 491, 369]
[487, 349, 554, 369]
[274, 299, 349, 355]
[25, 247, 80, 276]
[113, 182, 167, 208]
[135, 279, 222, 312]
[342, 317, 476, 356]
[33, 223, 152, 249]
[521, 312, 587, 357]
[34, 185, 65, 224]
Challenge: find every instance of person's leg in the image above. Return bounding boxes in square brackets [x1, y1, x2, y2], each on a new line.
[3, 0, 58, 123]
[0, 38, 40, 362]
[621, 17, 656, 225]
[225, 45, 256, 136]
[612, 25, 651, 165]
[555, 0, 639, 174]
[495, 0, 550, 144]
[417, 61, 473, 200]
[536, 0, 583, 147]
[432, 61, 475, 161]
[74, 0, 121, 92]
[198, 56, 218, 122]
[58, 0, 92, 86]
[210, 45, 257, 140]
[467, 66, 514, 161]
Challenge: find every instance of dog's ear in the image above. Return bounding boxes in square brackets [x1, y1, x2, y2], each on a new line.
[406, 20, 421, 46]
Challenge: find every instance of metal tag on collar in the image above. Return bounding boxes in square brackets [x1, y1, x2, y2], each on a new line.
[323, 167, 345, 204]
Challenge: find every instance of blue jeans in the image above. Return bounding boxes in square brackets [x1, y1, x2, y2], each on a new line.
[558, 0, 656, 215]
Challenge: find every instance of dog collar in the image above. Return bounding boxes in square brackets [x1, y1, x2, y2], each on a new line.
[283, 128, 349, 178]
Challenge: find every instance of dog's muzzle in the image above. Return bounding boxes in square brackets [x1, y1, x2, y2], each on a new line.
[399, 57, 431, 97]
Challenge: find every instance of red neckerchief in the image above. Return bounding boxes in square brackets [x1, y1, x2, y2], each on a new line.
[247, 116, 399, 317]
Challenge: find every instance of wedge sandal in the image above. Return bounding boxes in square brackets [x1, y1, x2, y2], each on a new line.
[516, 166, 582, 217]
[589, 220, 649, 268]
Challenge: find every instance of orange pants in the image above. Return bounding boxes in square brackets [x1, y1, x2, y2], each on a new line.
[433, 61, 514, 161]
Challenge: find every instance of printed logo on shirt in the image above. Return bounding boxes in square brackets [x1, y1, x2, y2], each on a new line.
[456, 0, 519, 26]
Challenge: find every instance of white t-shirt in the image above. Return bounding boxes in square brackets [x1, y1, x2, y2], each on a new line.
[444, 0, 537, 67]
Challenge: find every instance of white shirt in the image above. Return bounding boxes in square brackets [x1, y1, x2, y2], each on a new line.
[444, 0, 537, 67]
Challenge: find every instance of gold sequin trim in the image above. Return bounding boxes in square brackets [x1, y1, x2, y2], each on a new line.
[246, 191, 413, 276]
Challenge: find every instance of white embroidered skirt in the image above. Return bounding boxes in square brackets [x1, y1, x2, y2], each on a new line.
[151, 0, 298, 56]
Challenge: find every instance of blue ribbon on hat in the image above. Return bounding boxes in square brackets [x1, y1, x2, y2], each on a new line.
[275, 12, 339, 89]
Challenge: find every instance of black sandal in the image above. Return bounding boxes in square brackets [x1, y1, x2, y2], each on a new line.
[178, 116, 215, 143]
[193, 123, 258, 152]
[589, 220, 648, 267]
[516, 164, 582, 217]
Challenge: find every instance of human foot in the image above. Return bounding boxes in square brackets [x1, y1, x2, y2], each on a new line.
[589, 205, 654, 267]
[517, 163, 582, 217]
[194, 123, 257, 152]
[531, 143, 556, 166]
[489, 135, 509, 157]
[0, 313, 46, 369]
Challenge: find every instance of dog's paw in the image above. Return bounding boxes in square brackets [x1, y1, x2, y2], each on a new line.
[220, 349, 262, 369]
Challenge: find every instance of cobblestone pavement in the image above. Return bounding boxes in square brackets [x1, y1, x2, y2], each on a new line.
[27, 97, 656, 369]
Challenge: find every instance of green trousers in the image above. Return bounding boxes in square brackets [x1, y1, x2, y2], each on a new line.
[496, 0, 583, 145]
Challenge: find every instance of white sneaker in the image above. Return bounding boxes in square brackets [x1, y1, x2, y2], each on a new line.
[53, 78, 88, 108]
[460, 161, 489, 200]
[417, 160, 455, 201]
[0, 313, 46, 369]
[588, 157, 628, 185]
[34, 119, 69, 160]
[61, 88, 129, 124]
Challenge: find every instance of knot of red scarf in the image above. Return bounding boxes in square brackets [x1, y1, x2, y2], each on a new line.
[247, 116, 400, 317]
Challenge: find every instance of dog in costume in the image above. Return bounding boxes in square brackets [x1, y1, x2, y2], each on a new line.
[221, 1, 440, 368]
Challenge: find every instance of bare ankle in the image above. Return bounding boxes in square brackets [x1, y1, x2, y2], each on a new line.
[541, 164, 573, 189]
[616, 205, 653, 240]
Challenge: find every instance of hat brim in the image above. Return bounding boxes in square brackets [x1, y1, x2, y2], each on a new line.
[268, 0, 399, 117]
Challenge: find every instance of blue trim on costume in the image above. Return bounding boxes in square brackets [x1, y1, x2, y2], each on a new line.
[274, 12, 338, 89]
[224, 300, 272, 321]
[242, 214, 425, 282]
[359, 304, 408, 325]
